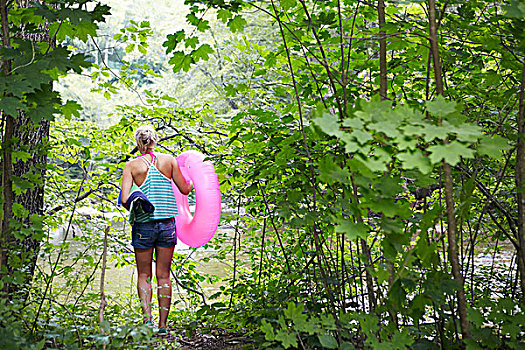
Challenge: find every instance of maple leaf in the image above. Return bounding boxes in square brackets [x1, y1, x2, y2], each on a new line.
[477, 135, 513, 158]
[397, 150, 432, 174]
[313, 111, 342, 137]
[428, 141, 474, 165]
[335, 218, 369, 241]
[426, 95, 457, 117]
[228, 15, 247, 33]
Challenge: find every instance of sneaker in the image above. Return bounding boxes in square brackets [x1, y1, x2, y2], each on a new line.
[157, 327, 167, 334]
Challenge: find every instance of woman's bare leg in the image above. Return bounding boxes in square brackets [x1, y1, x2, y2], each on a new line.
[155, 246, 175, 328]
[135, 247, 154, 323]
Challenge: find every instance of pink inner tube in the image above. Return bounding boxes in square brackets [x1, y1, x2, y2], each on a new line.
[171, 150, 221, 247]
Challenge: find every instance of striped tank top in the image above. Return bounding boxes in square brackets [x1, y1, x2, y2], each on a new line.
[133, 154, 178, 223]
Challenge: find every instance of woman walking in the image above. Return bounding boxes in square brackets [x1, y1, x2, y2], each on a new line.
[120, 125, 192, 333]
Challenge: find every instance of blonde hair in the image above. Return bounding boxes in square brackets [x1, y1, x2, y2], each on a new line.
[134, 125, 158, 153]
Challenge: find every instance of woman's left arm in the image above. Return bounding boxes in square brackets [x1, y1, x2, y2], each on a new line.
[120, 163, 133, 204]
[171, 157, 192, 195]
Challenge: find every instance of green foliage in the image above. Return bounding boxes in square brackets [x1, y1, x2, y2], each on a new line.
[2, 0, 525, 349]
[466, 298, 525, 349]
[260, 302, 416, 349]
[114, 20, 153, 55]
[156, 0, 525, 348]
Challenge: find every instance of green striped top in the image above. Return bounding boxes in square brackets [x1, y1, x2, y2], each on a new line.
[131, 155, 178, 223]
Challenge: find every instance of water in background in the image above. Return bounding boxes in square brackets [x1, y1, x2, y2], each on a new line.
[41, 206, 235, 305]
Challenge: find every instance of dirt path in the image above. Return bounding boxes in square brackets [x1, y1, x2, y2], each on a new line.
[154, 328, 253, 349]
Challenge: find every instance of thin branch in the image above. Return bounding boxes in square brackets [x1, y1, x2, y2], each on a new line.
[89, 36, 151, 106]
[98, 226, 110, 347]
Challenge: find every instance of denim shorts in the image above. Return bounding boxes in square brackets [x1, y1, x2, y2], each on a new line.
[131, 217, 177, 249]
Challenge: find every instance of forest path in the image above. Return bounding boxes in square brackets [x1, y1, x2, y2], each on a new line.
[153, 327, 252, 349]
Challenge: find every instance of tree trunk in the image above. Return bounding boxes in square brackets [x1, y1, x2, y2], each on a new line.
[378, 0, 387, 100]
[0, 0, 14, 300]
[13, 0, 51, 297]
[350, 175, 376, 312]
[515, 60, 525, 305]
[11, 115, 50, 284]
[1, 0, 51, 300]
[428, 0, 471, 340]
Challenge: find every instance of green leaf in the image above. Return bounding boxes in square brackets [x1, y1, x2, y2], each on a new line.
[340, 134, 363, 153]
[503, 0, 525, 18]
[355, 97, 393, 122]
[12, 175, 33, 195]
[12, 202, 29, 218]
[370, 121, 401, 139]
[341, 342, 356, 350]
[125, 43, 135, 53]
[467, 307, 484, 327]
[342, 117, 364, 129]
[349, 129, 372, 144]
[357, 154, 388, 173]
[313, 110, 342, 138]
[319, 157, 350, 184]
[377, 264, 391, 284]
[138, 45, 147, 55]
[169, 51, 194, 72]
[275, 329, 297, 349]
[186, 13, 200, 26]
[426, 95, 457, 117]
[12, 150, 31, 163]
[294, 316, 316, 335]
[318, 334, 338, 349]
[228, 15, 247, 33]
[281, 0, 297, 11]
[416, 238, 437, 267]
[465, 339, 485, 350]
[367, 198, 412, 218]
[253, 69, 267, 76]
[397, 150, 432, 174]
[100, 320, 110, 333]
[421, 124, 449, 142]
[391, 331, 414, 349]
[477, 135, 513, 157]
[61, 100, 82, 119]
[163, 30, 185, 53]
[359, 314, 379, 333]
[260, 320, 275, 341]
[284, 302, 309, 332]
[264, 52, 277, 68]
[284, 302, 304, 320]
[185, 36, 199, 49]
[446, 121, 483, 142]
[428, 141, 475, 165]
[50, 21, 73, 42]
[401, 124, 424, 137]
[217, 9, 232, 23]
[320, 314, 337, 330]
[0, 73, 35, 97]
[502, 322, 521, 338]
[75, 20, 98, 42]
[0, 96, 27, 115]
[376, 177, 403, 197]
[396, 136, 418, 150]
[335, 219, 369, 241]
[193, 44, 214, 62]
